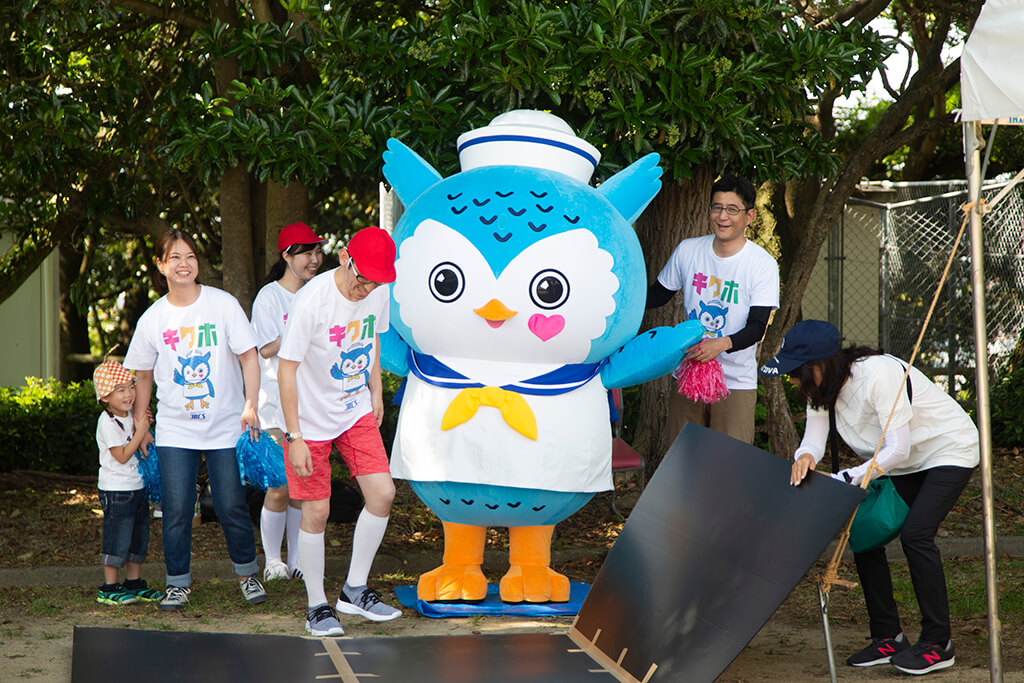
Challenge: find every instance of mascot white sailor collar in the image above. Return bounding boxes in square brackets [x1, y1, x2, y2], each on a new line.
[380, 110, 702, 604]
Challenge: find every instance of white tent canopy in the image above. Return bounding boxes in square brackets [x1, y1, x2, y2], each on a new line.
[960, 2, 1024, 680]
[961, 0, 1024, 124]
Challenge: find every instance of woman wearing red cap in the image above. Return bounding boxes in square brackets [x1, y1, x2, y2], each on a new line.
[250, 222, 325, 582]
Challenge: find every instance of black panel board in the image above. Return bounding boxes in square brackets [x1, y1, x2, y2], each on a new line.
[572, 423, 865, 683]
[71, 627, 606, 683]
[72, 627, 338, 682]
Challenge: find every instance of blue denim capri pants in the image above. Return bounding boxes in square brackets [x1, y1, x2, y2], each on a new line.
[99, 487, 151, 568]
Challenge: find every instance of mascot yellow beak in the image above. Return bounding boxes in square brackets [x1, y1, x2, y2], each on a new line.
[474, 299, 517, 328]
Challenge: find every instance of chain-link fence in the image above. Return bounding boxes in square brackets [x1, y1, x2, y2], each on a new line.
[804, 180, 1024, 396]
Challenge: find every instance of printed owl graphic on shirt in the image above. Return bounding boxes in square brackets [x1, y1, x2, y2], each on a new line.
[173, 352, 214, 412]
[378, 110, 703, 604]
[331, 342, 372, 394]
[690, 299, 729, 338]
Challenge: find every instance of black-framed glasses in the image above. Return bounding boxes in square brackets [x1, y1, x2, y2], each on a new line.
[709, 203, 749, 216]
[347, 258, 382, 287]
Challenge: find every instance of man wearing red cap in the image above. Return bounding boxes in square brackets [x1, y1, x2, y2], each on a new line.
[277, 226, 401, 636]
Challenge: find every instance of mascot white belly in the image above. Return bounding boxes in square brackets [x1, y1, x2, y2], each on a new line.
[393, 374, 612, 493]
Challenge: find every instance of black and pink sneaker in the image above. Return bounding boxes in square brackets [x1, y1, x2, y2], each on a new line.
[846, 633, 909, 667]
[891, 640, 955, 675]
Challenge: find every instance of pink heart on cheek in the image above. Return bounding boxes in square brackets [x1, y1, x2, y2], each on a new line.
[528, 314, 565, 341]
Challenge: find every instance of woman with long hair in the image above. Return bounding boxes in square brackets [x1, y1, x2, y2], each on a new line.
[762, 320, 978, 676]
[124, 229, 267, 610]
[250, 222, 325, 581]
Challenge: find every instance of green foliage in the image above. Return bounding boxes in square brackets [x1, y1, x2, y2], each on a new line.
[0, 378, 100, 474]
[0, 374, 403, 476]
[380, 371, 404, 451]
[2, 0, 894, 315]
[987, 363, 1024, 448]
[330, 0, 892, 182]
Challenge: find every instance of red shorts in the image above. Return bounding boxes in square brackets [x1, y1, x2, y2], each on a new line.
[284, 412, 390, 501]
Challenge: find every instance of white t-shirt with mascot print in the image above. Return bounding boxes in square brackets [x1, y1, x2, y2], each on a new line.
[124, 286, 257, 450]
[96, 412, 144, 491]
[657, 234, 779, 390]
[278, 268, 390, 441]
[251, 281, 294, 429]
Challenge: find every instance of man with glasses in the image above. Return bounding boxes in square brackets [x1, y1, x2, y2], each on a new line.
[647, 175, 779, 444]
[277, 226, 403, 636]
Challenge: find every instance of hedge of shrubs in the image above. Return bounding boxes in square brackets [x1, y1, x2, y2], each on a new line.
[0, 376, 404, 475]
[0, 378, 100, 474]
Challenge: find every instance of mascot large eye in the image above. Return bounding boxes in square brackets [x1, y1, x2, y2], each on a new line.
[529, 269, 570, 310]
[429, 262, 464, 303]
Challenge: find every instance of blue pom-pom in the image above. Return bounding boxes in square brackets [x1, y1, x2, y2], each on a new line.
[235, 430, 287, 490]
[136, 441, 161, 503]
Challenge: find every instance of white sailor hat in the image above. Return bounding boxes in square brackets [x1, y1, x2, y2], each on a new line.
[456, 110, 601, 185]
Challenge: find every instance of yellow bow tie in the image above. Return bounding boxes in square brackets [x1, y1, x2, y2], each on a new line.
[441, 386, 538, 441]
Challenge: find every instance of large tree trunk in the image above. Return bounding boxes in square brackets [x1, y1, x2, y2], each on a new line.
[209, 0, 255, 311]
[264, 179, 311, 273]
[631, 165, 714, 472]
[58, 244, 92, 382]
[116, 278, 152, 355]
[758, 178, 821, 457]
[220, 164, 255, 312]
[901, 92, 946, 181]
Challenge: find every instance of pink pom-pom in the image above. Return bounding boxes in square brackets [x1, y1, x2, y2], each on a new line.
[674, 358, 730, 404]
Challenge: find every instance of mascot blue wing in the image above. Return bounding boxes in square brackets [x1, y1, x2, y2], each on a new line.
[600, 320, 704, 389]
[379, 327, 410, 377]
[382, 138, 444, 208]
[597, 152, 663, 224]
[173, 369, 184, 386]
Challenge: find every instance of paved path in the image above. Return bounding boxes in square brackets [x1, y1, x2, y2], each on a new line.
[0, 537, 1019, 589]
[0, 548, 599, 588]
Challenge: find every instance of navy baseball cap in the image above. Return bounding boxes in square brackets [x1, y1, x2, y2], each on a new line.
[759, 320, 841, 376]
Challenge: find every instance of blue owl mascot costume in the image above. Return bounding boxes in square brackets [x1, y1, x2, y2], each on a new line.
[380, 111, 703, 603]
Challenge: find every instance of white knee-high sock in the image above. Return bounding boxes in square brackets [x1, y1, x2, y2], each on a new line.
[286, 506, 302, 569]
[345, 508, 389, 588]
[298, 529, 327, 608]
[260, 508, 286, 562]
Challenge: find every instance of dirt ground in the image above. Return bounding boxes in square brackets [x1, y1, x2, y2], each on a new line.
[3, 469, 1024, 681]
[4, 606, 1021, 682]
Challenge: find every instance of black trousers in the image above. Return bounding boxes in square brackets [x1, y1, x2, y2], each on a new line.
[853, 465, 975, 645]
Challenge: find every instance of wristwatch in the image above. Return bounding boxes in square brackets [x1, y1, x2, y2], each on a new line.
[284, 431, 303, 443]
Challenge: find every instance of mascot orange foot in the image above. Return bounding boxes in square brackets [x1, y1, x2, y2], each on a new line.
[417, 522, 570, 603]
[499, 525, 570, 603]
[417, 521, 488, 601]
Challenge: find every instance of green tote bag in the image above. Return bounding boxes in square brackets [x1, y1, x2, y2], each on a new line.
[848, 477, 910, 553]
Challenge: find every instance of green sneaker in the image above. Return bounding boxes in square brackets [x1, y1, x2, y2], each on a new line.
[124, 580, 163, 602]
[97, 584, 139, 606]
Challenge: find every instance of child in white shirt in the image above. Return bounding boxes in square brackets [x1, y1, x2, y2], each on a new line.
[93, 359, 161, 605]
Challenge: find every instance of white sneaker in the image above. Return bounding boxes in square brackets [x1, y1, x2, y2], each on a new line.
[263, 559, 290, 581]
[158, 585, 191, 611]
[239, 576, 268, 605]
[336, 585, 402, 622]
[305, 604, 344, 637]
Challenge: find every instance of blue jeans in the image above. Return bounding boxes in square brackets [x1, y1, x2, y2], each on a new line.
[157, 446, 259, 587]
[99, 488, 150, 567]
